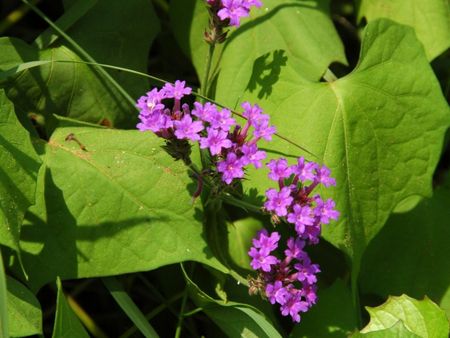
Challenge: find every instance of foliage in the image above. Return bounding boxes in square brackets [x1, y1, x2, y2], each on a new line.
[0, 0, 449, 336]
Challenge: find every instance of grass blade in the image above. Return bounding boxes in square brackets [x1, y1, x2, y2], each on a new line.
[102, 277, 159, 338]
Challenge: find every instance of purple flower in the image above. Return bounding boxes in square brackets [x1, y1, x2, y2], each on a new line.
[136, 88, 165, 115]
[241, 143, 266, 168]
[301, 284, 318, 305]
[314, 197, 339, 224]
[303, 222, 321, 244]
[294, 261, 320, 285]
[173, 115, 204, 141]
[248, 247, 279, 272]
[253, 119, 276, 141]
[200, 127, 233, 155]
[163, 80, 192, 100]
[265, 281, 289, 305]
[284, 237, 307, 261]
[264, 187, 293, 217]
[287, 204, 315, 235]
[217, 0, 249, 26]
[243, 0, 262, 9]
[292, 157, 317, 182]
[280, 293, 309, 323]
[191, 102, 218, 122]
[251, 229, 280, 253]
[217, 152, 245, 184]
[267, 158, 292, 181]
[209, 108, 236, 131]
[137, 111, 172, 132]
[242, 101, 265, 124]
[315, 165, 336, 187]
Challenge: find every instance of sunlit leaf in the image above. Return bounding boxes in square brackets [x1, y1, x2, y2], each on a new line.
[19, 122, 227, 290]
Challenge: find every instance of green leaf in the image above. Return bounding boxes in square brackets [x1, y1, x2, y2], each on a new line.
[55, 0, 160, 99]
[102, 277, 159, 338]
[227, 217, 263, 270]
[52, 278, 89, 338]
[19, 123, 227, 291]
[360, 179, 450, 319]
[170, 0, 347, 93]
[359, 295, 449, 338]
[353, 321, 420, 338]
[183, 265, 283, 338]
[357, 0, 450, 60]
[0, 249, 8, 338]
[7, 276, 42, 337]
[1, 38, 135, 128]
[229, 19, 449, 294]
[0, 90, 41, 252]
[290, 279, 357, 337]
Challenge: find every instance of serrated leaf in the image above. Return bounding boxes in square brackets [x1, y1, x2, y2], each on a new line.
[357, 0, 450, 60]
[360, 295, 448, 338]
[19, 124, 227, 291]
[360, 179, 450, 319]
[0, 90, 41, 252]
[52, 278, 89, 338]
[226, 19, 449, 292]
[7, 276, 42, 337]
[183, 265, 283, 338]
[290, 279, 356, 337]
[170, 0, 346, 95]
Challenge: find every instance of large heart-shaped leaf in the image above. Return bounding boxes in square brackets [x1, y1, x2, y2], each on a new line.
[18, 123, 227, 291]
[360, 178, 450, 318]
[170, 0, 347, 91]
[217, 19, 450, 291]
[0, 90, 41, 252]
[357, 0, 450, 60]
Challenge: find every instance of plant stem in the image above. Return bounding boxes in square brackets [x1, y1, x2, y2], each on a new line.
[201, 43, 216, 99]
[323, 68, 338, 82]
[174, 264, 194, 338]
[66, 294, 108, 338]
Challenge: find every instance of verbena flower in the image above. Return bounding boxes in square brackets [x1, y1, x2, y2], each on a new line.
[136, 82, 275, 186]
[248, 157, 339, 323]
[206, 0, 262, 28]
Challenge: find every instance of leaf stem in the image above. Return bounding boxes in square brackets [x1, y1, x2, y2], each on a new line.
[66, 293, 108, 338]
[323, 68, 338, 82]
[174, 264, 195, 338]
[202, 42, 216, 99]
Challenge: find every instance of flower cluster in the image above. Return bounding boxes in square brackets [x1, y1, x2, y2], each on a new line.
[136, 80, 276, 185]
[206, 0, 262, 27]
[248, 159, 339, 322]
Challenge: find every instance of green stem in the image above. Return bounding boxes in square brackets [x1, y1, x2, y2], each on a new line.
[323, 68, 338, 82]
[201, 43, 216, 99]
[174, 264, 194, 338]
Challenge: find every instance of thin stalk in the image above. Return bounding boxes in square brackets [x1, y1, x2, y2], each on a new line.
[66, 294, 108, 338]
[21, 0, 136, 107]
[120, 292, 184, 338]
[201, 43, 216, 99]
[174, 284, 189, 338]
[323, 68, 338, 82]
